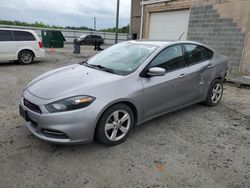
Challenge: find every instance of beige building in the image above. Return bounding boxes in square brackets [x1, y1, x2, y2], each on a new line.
[131, 0, 250, 75]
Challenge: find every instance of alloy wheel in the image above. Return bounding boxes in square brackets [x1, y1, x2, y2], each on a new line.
[21, 52, 32, 64]
[104, 110, 131, 141]
[211, 83, 222, 104]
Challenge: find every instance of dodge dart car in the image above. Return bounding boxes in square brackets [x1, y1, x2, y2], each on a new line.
[19, 40, 228, 146]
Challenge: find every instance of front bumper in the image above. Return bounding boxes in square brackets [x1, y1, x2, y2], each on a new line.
[20, 94, 105, 144]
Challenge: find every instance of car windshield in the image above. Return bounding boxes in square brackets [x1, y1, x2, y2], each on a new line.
[86, 42, 158, 75]
[80, 35, 87, 39]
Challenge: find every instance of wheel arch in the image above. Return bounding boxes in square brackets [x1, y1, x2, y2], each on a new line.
[93, 100, 139, 138]
[215, 76, 224, 81]
[18, 49, 36, 59]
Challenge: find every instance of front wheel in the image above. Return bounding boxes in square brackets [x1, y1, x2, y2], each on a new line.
[18, 51, 34, 64]
[204, 79, 223, 106]
[96, 104, 134, 146]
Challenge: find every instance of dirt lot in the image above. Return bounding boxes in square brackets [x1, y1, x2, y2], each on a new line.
[0, 45, 249, 188]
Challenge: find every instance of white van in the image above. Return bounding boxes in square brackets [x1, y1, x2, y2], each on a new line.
[0, 28, 45, 64]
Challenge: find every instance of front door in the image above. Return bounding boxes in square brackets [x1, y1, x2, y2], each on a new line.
[0, 30, 17, 61]
[142, 44, 191, 120]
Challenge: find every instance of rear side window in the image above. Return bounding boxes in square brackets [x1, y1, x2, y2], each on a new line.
[13, 31, 36, 41]
[184, 44, 213, 65]
[0, 30, 13, 41]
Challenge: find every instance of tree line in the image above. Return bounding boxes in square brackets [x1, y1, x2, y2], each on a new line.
[0, 19, 129, 33]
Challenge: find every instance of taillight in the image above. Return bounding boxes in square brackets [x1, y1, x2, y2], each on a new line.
[38, 41, 43, 48]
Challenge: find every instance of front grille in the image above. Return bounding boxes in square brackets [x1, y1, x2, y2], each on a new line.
[23, 99, 42, 113]
[41, 129, 69, 139]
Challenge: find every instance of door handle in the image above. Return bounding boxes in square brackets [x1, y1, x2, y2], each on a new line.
[207, 64, 215, 68]
[179, 73, 188, 78]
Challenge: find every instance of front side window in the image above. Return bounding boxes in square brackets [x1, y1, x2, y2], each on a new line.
[87, 42, 158, 75]
[150, 45, 186, 71]
[184, 44, 213, 65]
[13, 31, 36, 41]
[0, 30, 13, 41]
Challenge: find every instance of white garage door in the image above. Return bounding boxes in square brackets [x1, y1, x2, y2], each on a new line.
[149, 10, 190, 40]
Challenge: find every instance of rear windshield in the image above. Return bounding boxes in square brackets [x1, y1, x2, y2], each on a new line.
[13, 31, 36, 41]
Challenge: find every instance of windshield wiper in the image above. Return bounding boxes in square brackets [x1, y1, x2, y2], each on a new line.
[79, 60, 88, 65]
[86, 64, 114, 74]
[80, 60, 115, 74]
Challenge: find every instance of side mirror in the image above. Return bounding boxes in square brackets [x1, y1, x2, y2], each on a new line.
[147, 67, 166, 77]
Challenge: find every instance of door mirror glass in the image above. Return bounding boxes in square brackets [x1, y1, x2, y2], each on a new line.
[147, 67, 166, 77]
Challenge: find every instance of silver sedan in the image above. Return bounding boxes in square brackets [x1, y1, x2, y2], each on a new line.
[19, 41, 228, 146]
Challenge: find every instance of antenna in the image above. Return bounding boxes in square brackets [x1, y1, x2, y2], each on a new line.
[178, 32, 185, 40]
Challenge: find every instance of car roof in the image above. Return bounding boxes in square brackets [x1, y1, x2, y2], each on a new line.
[0, 28, 34, 32]
[129, 40, 213, 51]
[129, 40, 172, 47]
[80, 34, 101, 37]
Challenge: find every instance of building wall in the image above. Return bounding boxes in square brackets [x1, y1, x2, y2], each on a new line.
[213, 0, 250, 74]
[131, 0, 250, 75]
[131, 0, 142, 39]
[188, 4, 246, 74]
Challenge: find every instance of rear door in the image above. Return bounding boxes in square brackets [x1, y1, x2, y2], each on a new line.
[142, 44, 191, 119]
[183, 44, 215, 101]
[0, 30, 17, 61]
[12, 30, 37, 50]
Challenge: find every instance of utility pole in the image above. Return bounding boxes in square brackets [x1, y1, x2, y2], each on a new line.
[94, 16, 96, 30]
[115, 0, 120, 44]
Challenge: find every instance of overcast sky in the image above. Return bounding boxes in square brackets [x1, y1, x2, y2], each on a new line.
[0, 0, 131, 29]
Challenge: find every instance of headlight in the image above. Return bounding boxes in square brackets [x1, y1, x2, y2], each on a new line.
[45, 96, 95, 113]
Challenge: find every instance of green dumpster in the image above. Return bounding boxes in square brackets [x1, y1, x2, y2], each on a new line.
[41, 30, 66, 48]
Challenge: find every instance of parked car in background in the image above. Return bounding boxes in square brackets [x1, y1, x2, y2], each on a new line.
[19, 41, 228, 146]
[0, 28, 45, 64]
[76, 34, 104, 46]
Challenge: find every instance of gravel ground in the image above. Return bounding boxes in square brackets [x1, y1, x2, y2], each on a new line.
[0, 45, 249, 188]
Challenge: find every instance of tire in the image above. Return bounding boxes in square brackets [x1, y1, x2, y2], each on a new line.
[18, 50, 34, 64]
[204, 79, 223, 106]
[96, 104, 135, 146]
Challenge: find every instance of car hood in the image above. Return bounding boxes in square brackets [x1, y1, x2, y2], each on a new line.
[26, 64, 122, 100]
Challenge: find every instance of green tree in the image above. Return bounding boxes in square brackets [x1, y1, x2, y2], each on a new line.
[0, 19, 130, 33]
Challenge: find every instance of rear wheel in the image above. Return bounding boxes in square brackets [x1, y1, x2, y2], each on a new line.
[18, 50, 34, 64]
[204, 79, 223, 106]
[96, 104, 134, 146]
